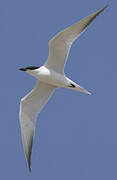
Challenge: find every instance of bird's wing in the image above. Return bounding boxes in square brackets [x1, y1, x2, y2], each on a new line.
[19, 81, 55, 171]
[45, 6, 107, 74]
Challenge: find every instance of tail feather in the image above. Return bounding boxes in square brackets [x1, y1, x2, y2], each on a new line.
[66, 78, 91, 95]
[75, 84, 91, 95]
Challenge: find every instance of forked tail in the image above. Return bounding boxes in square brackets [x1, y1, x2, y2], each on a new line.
[66, 78, 91, 95]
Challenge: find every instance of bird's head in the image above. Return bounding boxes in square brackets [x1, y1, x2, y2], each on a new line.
[19, 66, 40, 71]
[19, 66, 40, 77]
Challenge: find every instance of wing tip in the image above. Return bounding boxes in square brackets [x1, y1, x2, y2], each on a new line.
[27, 157, 32, 172]
[28, 165, 31, 172]
[101, 5, 109, 12]
[27, 149, 32, 172]
[95, 5, 108, 16]
[26, 155, 32, 172]
[103, 5, 109, 9]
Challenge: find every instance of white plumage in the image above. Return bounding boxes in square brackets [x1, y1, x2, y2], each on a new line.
[19, 6, 107, 171]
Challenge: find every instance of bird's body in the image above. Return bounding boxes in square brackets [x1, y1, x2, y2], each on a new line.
[28, 66, 67, 87]
[27, 66, 90, 93]
[19, 6, 108, 171]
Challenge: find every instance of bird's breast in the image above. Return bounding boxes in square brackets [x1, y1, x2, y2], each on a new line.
[36, 66, 68, 87]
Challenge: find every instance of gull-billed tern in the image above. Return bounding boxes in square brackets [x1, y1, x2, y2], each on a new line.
[19, 6, 107, 171]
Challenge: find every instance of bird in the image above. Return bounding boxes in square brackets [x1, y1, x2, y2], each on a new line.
[19, 6, 107, 172]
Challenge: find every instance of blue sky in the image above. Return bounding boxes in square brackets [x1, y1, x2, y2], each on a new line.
[0, 0, 116, 179]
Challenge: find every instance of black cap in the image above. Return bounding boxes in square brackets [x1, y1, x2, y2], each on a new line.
[19, 66, 40, 71]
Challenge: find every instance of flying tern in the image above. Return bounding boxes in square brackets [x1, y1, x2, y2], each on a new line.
[19, 6, 107, 171]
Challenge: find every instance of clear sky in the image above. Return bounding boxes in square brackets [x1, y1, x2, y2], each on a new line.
[0, 0, 116, 179]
